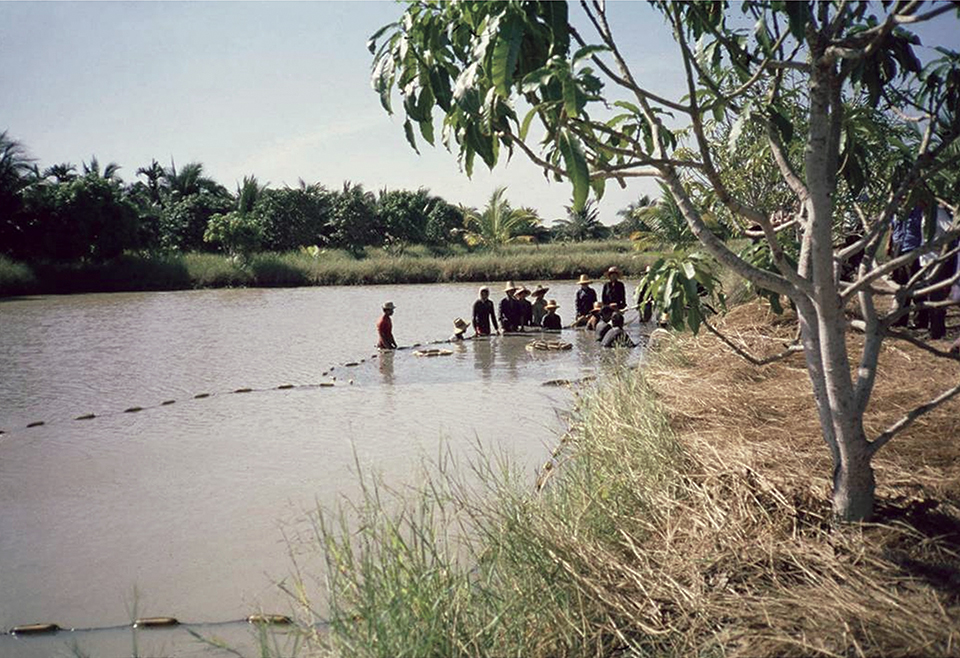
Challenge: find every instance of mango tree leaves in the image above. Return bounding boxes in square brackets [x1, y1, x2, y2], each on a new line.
[635, 251, 723, 334]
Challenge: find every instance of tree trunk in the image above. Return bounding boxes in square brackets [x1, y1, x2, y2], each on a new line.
[832, 441, 876, 521]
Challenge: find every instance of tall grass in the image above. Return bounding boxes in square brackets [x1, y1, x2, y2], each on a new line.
[0, 254, 36, 296]
[286, 355, 960, 657]
[0, 241, 651, 296]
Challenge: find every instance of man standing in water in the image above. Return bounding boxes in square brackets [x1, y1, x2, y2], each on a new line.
[499, 281, 520, 332]
[602, 266, 627, 310]
[377, 301, 398, 349]
[472, 286, 499, 336]
[573, 274, 598, 326]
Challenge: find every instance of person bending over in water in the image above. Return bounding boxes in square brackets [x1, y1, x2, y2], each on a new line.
[541, 300, 562, 331]
[450, 317, 470, 342]
[601, 312, 635, 348]
[377, 301, 398, 349]
[595, 304, 617, 342]
[472, 286, 499, 336]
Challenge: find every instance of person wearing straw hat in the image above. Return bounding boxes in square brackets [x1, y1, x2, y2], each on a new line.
[377, 301, 398, 349]
[602, 266, 627, 310]
[574, 273, 598, 326]
[541, 299, 562, 331]
[529, 284, 550, 326]
[585, 301, 604, 331]
[499, 281, 521, 332]
[472, 286, 499, 336]
[450, 317, 471, 342]
[515, 285, 534, 328]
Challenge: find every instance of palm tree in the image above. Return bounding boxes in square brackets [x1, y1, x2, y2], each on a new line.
[162, 160, 227, 200]
[629, 182, 696, 249]
[0, 130, 33, 197]
[235, 175, 267, 214]
[43, 163, 78, 183]
[553, 199, 608, 242]
[82, 156, 122, 181]
[462, 187, 540, 247]
[613, 194, 654, 237]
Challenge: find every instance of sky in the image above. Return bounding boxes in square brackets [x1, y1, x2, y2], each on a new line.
[2, 2, 958, 226]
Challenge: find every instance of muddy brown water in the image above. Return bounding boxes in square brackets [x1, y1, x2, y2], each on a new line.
[0, 282, 643, 656]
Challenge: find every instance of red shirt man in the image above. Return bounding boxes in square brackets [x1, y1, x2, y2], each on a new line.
[377, 301, 397, 349]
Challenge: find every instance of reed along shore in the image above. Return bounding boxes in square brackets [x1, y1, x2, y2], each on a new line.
[0, 241, 651, 297]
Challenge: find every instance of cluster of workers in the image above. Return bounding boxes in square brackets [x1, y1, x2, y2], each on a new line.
[376, 266, 641, 351]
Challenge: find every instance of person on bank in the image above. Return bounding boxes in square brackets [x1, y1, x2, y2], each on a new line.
[472, 286, 499, 336]
[602, 266, 627, 310]
[377, 301, 398, 350]
[516, 285, 535, 328]
[499, 281, 521, 333]
[450, 317, 471, 342]
[601, 312, 636, 348]
[574, 274, 598, 326]
[541, 299, 562, 331]
[530, 285, 549, 326]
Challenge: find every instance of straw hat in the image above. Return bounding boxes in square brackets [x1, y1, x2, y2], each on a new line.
[606, 266, 621, 277]
[545, 299, 559, 310]
[577, 274, 593, 284]
[382, 301, 396, 311]
[516, 286, 530, 297]
[531, 284, 549, 297]
[504, 280, 518, 292]
[453, 317, 470, 333]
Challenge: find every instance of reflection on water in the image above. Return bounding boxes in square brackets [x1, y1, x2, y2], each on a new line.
[0, 281, 646, 655]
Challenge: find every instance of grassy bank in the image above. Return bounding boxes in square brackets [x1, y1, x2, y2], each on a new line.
[0, 241, 650, 297]
[280, 301, 960, 657]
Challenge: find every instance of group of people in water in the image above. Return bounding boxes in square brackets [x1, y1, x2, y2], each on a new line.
[377, 266, 639, 350]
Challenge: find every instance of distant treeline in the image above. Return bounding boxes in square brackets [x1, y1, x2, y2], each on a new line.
[1, 131, 653, 265]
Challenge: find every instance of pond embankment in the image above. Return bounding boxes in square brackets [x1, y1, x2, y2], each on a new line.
[303, 300, 960, 657]
[0, 241, 652, 297]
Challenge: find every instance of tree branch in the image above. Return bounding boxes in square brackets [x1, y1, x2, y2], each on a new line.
[869, 379, 960, 456]
[703, 317, 805, 366]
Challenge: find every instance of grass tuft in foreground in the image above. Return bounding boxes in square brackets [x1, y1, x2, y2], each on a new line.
[286, 332, 960, 657]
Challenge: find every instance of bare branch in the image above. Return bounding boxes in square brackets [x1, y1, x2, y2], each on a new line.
[703, 318, 805, 366]
[869, 379, 960, 456]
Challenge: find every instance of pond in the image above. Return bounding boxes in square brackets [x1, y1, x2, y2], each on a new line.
[0, 281, 644, 656]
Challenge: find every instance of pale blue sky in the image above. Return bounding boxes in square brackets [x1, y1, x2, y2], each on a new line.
[2, 2, 957, 224]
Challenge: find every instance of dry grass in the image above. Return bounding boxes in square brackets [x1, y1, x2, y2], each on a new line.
[616, 300, 960, 656]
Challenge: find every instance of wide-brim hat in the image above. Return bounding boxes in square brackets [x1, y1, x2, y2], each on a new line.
[577, 274, 593, 284]
[545, 299, 559, 310]
[531, 284, 549, 297]
[383, 301, 396, 310]
[606, 266, 621, 277]
[516, 286, 530, 297]
[453, 317, 470, 331]
[504, 280, 518, 292]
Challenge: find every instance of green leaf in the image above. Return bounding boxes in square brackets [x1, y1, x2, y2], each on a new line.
[558, 130, 589, 210]
[419, 118, 435, 146]
[519, 105, 539, 140]
[783, 1, 810, 41]
[367, 22, 398, 55]
[521, 66, 554, 93]
[492, 13, 524, 97]
[767, 104, 794, 143]
[562, 77, 579, 118]
[573, 44, 608, 63]
[403, 119, 420, 154]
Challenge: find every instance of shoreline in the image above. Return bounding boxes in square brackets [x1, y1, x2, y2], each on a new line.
[0, 242, 652, 297]
[303, 300, 960, 657]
